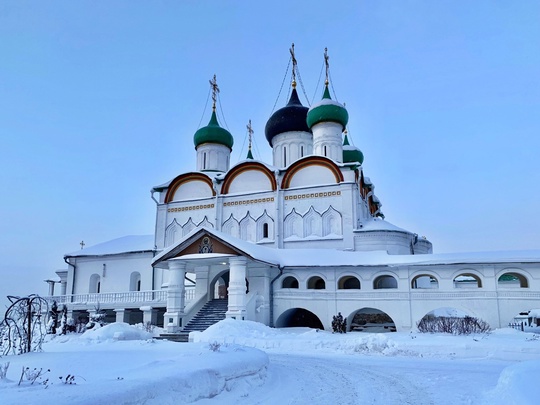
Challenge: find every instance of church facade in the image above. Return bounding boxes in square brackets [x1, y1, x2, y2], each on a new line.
[46, 51, 540, 334]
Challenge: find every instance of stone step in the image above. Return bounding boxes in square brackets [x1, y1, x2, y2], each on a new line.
[155, 333, 189, 343]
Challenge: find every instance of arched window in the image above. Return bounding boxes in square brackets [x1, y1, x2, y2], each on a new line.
[282, 276, 299, 289]
[498, 272, 528, 288]
[203, 152, 207, 170]
[89, 274, 101, 294]
[411, 275, 439, 289]
[307, 276, 326, 290]
[283, 146, 287, 166]
[130, 272, 142, 292]
[323, 145, 327, 157]
[300, 145, 304, 157]
[338, 276, 361, 290]
[373, 275, 397, 289]
[263, 223, 269, 238]
[453, 273, 482, 288]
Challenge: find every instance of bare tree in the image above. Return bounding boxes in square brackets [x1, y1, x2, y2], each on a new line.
[1, 295, 48, 355]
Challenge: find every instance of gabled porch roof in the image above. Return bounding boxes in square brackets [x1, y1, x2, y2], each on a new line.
[151, 227, 281, 268]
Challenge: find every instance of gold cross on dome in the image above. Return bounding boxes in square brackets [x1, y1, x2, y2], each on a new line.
[289, 43, 297, 87]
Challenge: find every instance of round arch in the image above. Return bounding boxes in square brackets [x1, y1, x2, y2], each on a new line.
[164, 172, 215, 203]
[307, 276, 326, 290]
[220, 162, 277, 194]
[348, 307, 397, 333]
[411, 274, 439, 289]
[275, 308, 324, 329]
[281, 276, 299, 289]
[281, 156, 344, 189]
[453, 273, 483, 288]
[373, 275, 398, 289]
[338, 275, 361, 290]
[89, 273, 101, 294]
[497, 271, 529, 288]
[129, 271, 141, 291]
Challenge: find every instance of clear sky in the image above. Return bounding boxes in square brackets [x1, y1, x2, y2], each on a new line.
[1, 1, 539, 310]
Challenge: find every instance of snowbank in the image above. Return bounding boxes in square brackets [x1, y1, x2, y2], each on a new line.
[484, 360, 540, 405]
[193, 319, 400, 355]
[80, 322, 153, 341]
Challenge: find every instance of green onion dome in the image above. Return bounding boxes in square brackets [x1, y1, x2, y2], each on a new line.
[307, 86, 348, 130]
[193, 110, 234, 149]
[342, 133, 364, 164]
[265, 88, 310, 146]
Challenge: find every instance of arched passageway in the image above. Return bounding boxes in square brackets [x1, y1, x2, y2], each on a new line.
[211, 271, 229, 299]
[349, 307, 396, 333]
[275, 308, 324, 330]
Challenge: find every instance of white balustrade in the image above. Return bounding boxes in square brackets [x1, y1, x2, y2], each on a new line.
[44, 287, 195, 307]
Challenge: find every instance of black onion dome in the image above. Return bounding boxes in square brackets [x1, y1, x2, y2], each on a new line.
[264, 88, 311, 146]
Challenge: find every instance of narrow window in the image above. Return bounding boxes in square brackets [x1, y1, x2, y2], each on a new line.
[324, 145, 327, 156]
[97, 282, 101, 294]
[283, 146, 287, 166]
[300, 145, 304, 157]
[263, 223, 269, 238]
[137, 280, 141, 291]
[203, 152, 207, 169]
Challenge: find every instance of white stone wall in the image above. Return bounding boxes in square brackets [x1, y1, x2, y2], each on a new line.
[69, 252, 154, 295]
[311, 121, 343, 163]
[271, 131, 313, 167]
[271, 262, 540, 331]
[196, 143, 230, 172]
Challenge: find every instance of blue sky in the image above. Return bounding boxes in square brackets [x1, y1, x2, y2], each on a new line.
[1, 1, 539, 308]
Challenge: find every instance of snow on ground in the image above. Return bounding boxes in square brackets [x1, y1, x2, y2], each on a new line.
[1, 321, 540, 404]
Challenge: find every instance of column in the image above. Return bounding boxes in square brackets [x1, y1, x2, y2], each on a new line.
[164, 260, 186, 333]
[45, 280, 55, 296]
[141, 306, 159, 325]
[114, 308, 128, 323]
[226, 256, 247, 320]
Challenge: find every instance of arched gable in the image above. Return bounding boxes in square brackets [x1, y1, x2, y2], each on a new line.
[165, 173, 215, 203]
[221, 162, 277, 194]
[281, 156, 344, 189]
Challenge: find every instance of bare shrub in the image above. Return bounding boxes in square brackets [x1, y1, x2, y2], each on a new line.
[417, 316, 490, 335]
[208, 341, 221, 352]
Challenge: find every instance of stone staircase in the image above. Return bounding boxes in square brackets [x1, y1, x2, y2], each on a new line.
[156, 299, 228, 343]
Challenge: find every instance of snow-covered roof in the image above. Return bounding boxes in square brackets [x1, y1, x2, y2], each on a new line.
[65, 235, 155, 258]
[356, 218, 410, 233]
[152, 227, 540, 269]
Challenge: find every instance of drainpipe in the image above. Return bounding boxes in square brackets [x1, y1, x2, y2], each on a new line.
[269, 265, 284, 327]
[64, 256, 76, 295]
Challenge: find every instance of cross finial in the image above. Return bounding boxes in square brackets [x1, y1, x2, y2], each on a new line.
[289, 43, 297, 88]
[247, 119, 254, 150]
[324, 47, 330, 86]
[80, 240, 85, 250]
[246, 119, 254, 159]
[209, 74, 220, 111]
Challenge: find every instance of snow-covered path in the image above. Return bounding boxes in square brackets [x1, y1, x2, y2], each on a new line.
[196, 352, 508, 405]
[2, 321, 540, 405]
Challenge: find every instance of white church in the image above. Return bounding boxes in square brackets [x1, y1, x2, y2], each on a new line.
[45, 48, 540, 336]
